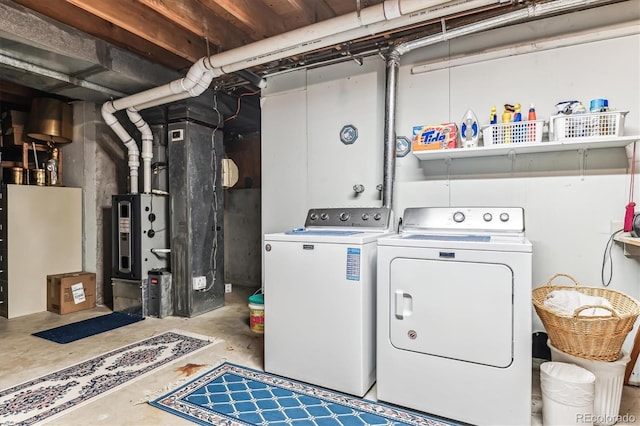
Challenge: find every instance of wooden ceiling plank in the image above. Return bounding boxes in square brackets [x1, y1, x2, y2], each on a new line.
[136, 0, 250, 51]
[64, 0, 207, 62]
[287, 0, 336, 23]
[200, 0, 286, 39]
[12, 0, 191, 71]
[323, 0, 384, 17]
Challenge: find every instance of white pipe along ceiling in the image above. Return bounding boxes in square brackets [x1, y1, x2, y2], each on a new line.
[102, 0, 502, 194]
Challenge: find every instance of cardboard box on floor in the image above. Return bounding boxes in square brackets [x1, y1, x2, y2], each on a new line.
[47, 272, 96, 314]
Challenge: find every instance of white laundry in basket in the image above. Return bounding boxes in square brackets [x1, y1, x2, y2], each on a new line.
[544, 290, 615, 316]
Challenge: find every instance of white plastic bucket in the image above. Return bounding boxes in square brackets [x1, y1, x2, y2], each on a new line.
[540, 361, 596, 426]
[248, 293, 264, 334]
[548, 340, 630, 426]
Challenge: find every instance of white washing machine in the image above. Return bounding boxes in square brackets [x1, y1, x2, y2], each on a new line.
[264, 207, 393, 397]
[377, 207, 532, 426]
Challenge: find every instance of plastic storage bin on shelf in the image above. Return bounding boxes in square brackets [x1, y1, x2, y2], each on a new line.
[482, 120, 545, 145]
[550, 111, 627, 140]
[540, 361, 596, 426]
[548, 340, 630, 426]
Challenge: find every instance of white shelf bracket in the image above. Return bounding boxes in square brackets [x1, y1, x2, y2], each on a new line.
[444, 157, 452, 186]
[507, 149, 517, 173]
[577, 148, 588, 180]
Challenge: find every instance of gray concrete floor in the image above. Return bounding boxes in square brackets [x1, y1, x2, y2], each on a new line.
[1, 286, 639, 425]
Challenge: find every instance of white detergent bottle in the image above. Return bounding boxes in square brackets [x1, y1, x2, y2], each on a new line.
[460, 109, 480, 148]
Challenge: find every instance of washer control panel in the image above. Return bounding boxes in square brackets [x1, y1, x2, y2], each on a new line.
[402, 207, 524, 233]
[305, 207, 391, 229]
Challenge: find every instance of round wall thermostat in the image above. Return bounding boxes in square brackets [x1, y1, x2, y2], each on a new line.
[340, 124, 358, 145]
[396, 136, 411, 157]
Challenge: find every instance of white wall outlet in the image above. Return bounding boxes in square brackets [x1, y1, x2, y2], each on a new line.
[225, 283, 232, 293]
[192, 276, 206, 291]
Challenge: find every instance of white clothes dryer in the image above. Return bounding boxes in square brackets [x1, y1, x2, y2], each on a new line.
[264, 207, 393, 397]
[376, 207, 532, 426]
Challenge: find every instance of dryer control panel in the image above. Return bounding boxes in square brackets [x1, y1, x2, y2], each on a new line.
[402, 207, 525, 234]
[305, 207, 391, 229]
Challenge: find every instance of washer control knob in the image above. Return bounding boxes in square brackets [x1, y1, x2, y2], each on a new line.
[362, 213, 370, 220]
[339, 212, 350, 221]
[483, 213, 493, 222]
[373, 213, 382, 221]
[320, 213, 329, 220]
[453, 211, 465, 223]
[309, 213, 318, 221]
[500, 212, 510, 222]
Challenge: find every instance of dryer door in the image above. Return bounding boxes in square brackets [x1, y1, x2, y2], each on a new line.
[389, 257, 513, 367]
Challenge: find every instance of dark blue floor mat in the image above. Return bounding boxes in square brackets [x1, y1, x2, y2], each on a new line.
[33, 312, 144, 344]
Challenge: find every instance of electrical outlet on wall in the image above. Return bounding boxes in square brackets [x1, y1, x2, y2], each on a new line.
[192, 276, 206, 291]
[225, 283, 232, 293]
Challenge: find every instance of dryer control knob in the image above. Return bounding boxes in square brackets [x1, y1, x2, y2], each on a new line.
[309, 213, 318, 221]
[339, 212, 350, 221]
[373, 213, 382, 221]
[500, 212, 510, 222]
[362, 213, 369, 220]
[453, 211, 465, 223]
[483, 213, 493, 222]
[320, 213, 329, 220]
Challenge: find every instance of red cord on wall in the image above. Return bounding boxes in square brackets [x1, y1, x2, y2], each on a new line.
[624, 142, 637, 232]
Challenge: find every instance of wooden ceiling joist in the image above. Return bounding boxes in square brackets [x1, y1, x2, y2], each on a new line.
[136, 0, 251, 52]
[12, 0, 192, 71]
[64, 0, 208, 63]
[199, 0, 286, 40]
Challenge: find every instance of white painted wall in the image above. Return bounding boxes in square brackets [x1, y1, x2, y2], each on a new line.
[261, 1, 640, 383]
[261, 59, 386, 236]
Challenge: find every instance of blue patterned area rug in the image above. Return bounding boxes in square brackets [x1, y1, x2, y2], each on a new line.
[0, 331, 219, 425]
[150, 363, 459, 426]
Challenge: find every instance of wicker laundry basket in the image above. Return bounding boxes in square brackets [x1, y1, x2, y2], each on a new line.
[532, 273, 640, 361]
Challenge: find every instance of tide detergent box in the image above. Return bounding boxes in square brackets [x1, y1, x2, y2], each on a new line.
[412, 123, 459, 151]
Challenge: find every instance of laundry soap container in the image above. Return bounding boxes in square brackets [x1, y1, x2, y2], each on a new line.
[548, 340, 630, 426]
[248, 293, 264, 334]
[540, 361, 595, 426]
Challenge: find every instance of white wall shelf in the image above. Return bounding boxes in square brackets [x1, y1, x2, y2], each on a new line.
[411, 135, 639, 161]
[614, 232, 640, 258]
